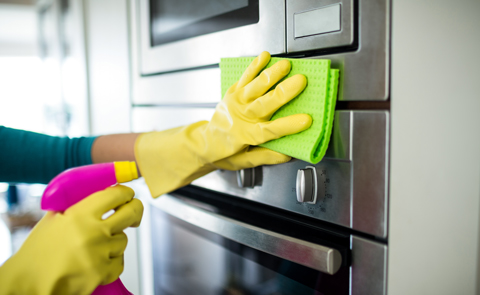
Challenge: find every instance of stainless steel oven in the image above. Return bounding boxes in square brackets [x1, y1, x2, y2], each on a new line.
[132, 108, 388, 295]
[134, 0, 389, 103]
[138, 0, 284, 74]
[129, 0, 390, 294]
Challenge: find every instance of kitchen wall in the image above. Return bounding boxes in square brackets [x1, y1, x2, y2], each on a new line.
[0, 2, 37, 56]
[82, 0, 140, 293]
[389, 1, 480, 294]
[83, 0, 132, 136]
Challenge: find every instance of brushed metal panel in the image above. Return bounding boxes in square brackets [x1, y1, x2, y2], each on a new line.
[138, 0, 285, 74]
[131, 107, 215, 132]
[352, 111, 389, 238]
[193, 111, 389, 237]
[132, 107, 388, 237]
[195, 158, 352, 229]
[351, 236, 387, 295]
[288, 0, 354, 50]
[294, 3, 341, 38]
[295, 0, 390, 101]
[324, 111, 351, 160]
[193, 111, 353, 229]
[133, 68, 221, 104]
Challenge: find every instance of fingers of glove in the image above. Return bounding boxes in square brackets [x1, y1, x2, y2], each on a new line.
[100, 256, 124, 285]
[250, 114, 312, 144]
[246, 74, 307, 119]
[109, 232, 128, 258]
[213, 147, 291, 170]
[225, 81, 239, 95]
[73, 185, 135, 218]
[242, 59, 291, 103]
[104, 198, 144, 234]
[236, 51, 271, 89]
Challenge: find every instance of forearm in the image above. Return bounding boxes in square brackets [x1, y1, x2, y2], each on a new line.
[0, 126, 95, 184]
[91, 133, 140, 164]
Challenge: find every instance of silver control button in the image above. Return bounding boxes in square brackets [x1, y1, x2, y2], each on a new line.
[237, 168, 255, 188]
[296, 166, 318, 203]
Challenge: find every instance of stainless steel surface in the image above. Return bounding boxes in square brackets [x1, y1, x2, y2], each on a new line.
[352, 111, 389, 237]
[130, 1, 392, 293]
[236, 168, 255, 188]
[132, 68, 222, 104]
[351, 236, 387, 295]
[153, 194, 343, 275]
[193, 111, 389, 238]
[290, 0, 390, 101]
[131, 107, 215, 132]
[294, 3, 341, 38]
[138, 0, 285, 74]
[296, 166, 317, 203]
[194, 158, 352, 231]
[132, 0, 389, 103]
[288, 0, 353, 50]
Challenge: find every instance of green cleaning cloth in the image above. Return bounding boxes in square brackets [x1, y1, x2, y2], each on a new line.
[220, 57, 339, 164]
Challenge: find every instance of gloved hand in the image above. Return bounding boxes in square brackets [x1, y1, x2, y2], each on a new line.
[135, 51, 312, 197]
[0, 185, 143, 295]
[211, 146, 292, 171]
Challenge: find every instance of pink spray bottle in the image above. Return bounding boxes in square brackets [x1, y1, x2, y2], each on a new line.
[41, 161, 139, 295]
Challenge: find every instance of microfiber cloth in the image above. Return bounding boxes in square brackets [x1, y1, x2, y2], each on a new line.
[220, 57, 339, 164]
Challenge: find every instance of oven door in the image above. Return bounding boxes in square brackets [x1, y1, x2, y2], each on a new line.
[150, 189, 350, 295]
[138, 0, 285, 74]
[134, 181, 387, 295]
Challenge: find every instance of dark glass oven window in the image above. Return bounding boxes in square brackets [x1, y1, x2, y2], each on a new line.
[151, 205, 349, 295]
[150, 0, 259, 47]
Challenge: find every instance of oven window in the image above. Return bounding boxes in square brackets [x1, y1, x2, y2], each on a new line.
[151, 205, 349, 295]
[150, 0, 259, 47]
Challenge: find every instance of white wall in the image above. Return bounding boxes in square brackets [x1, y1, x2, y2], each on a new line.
[389, 1, 480, 294]
[83, 1, 139, 293]
[84, 0, 131, 135]
[0, 4, 37, 56]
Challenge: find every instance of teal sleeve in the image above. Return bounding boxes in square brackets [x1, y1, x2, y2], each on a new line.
[0, 126, 97, 184]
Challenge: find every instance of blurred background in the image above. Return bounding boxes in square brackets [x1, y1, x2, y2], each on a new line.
[0, 0, 136, 291]
[0, 0, 91, 265]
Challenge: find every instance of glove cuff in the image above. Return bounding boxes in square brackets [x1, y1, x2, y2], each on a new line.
[135, 122, 216, 198]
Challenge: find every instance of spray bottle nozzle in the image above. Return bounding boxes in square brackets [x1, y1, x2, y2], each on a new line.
[114, 161, 139, 183]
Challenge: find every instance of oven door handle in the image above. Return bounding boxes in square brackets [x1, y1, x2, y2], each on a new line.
[155, 194, 342, 275]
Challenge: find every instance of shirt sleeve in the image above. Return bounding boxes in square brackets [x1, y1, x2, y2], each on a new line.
[0, 126, 97, 184]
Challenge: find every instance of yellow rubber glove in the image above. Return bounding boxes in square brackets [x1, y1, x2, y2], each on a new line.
[0, 185, 143, 295]
[212, 146, 292, 170]
[135, 51, 312, 198]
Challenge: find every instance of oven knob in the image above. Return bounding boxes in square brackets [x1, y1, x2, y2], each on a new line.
[237, 168, 256, 188]
[296, 166, 318, 203]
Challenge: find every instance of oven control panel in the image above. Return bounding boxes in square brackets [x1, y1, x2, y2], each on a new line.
[193, 110, 389, 238]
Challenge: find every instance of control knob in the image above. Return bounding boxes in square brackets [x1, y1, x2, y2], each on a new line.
[296, 166, 318, 203]
[237, 168, 256, 188]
